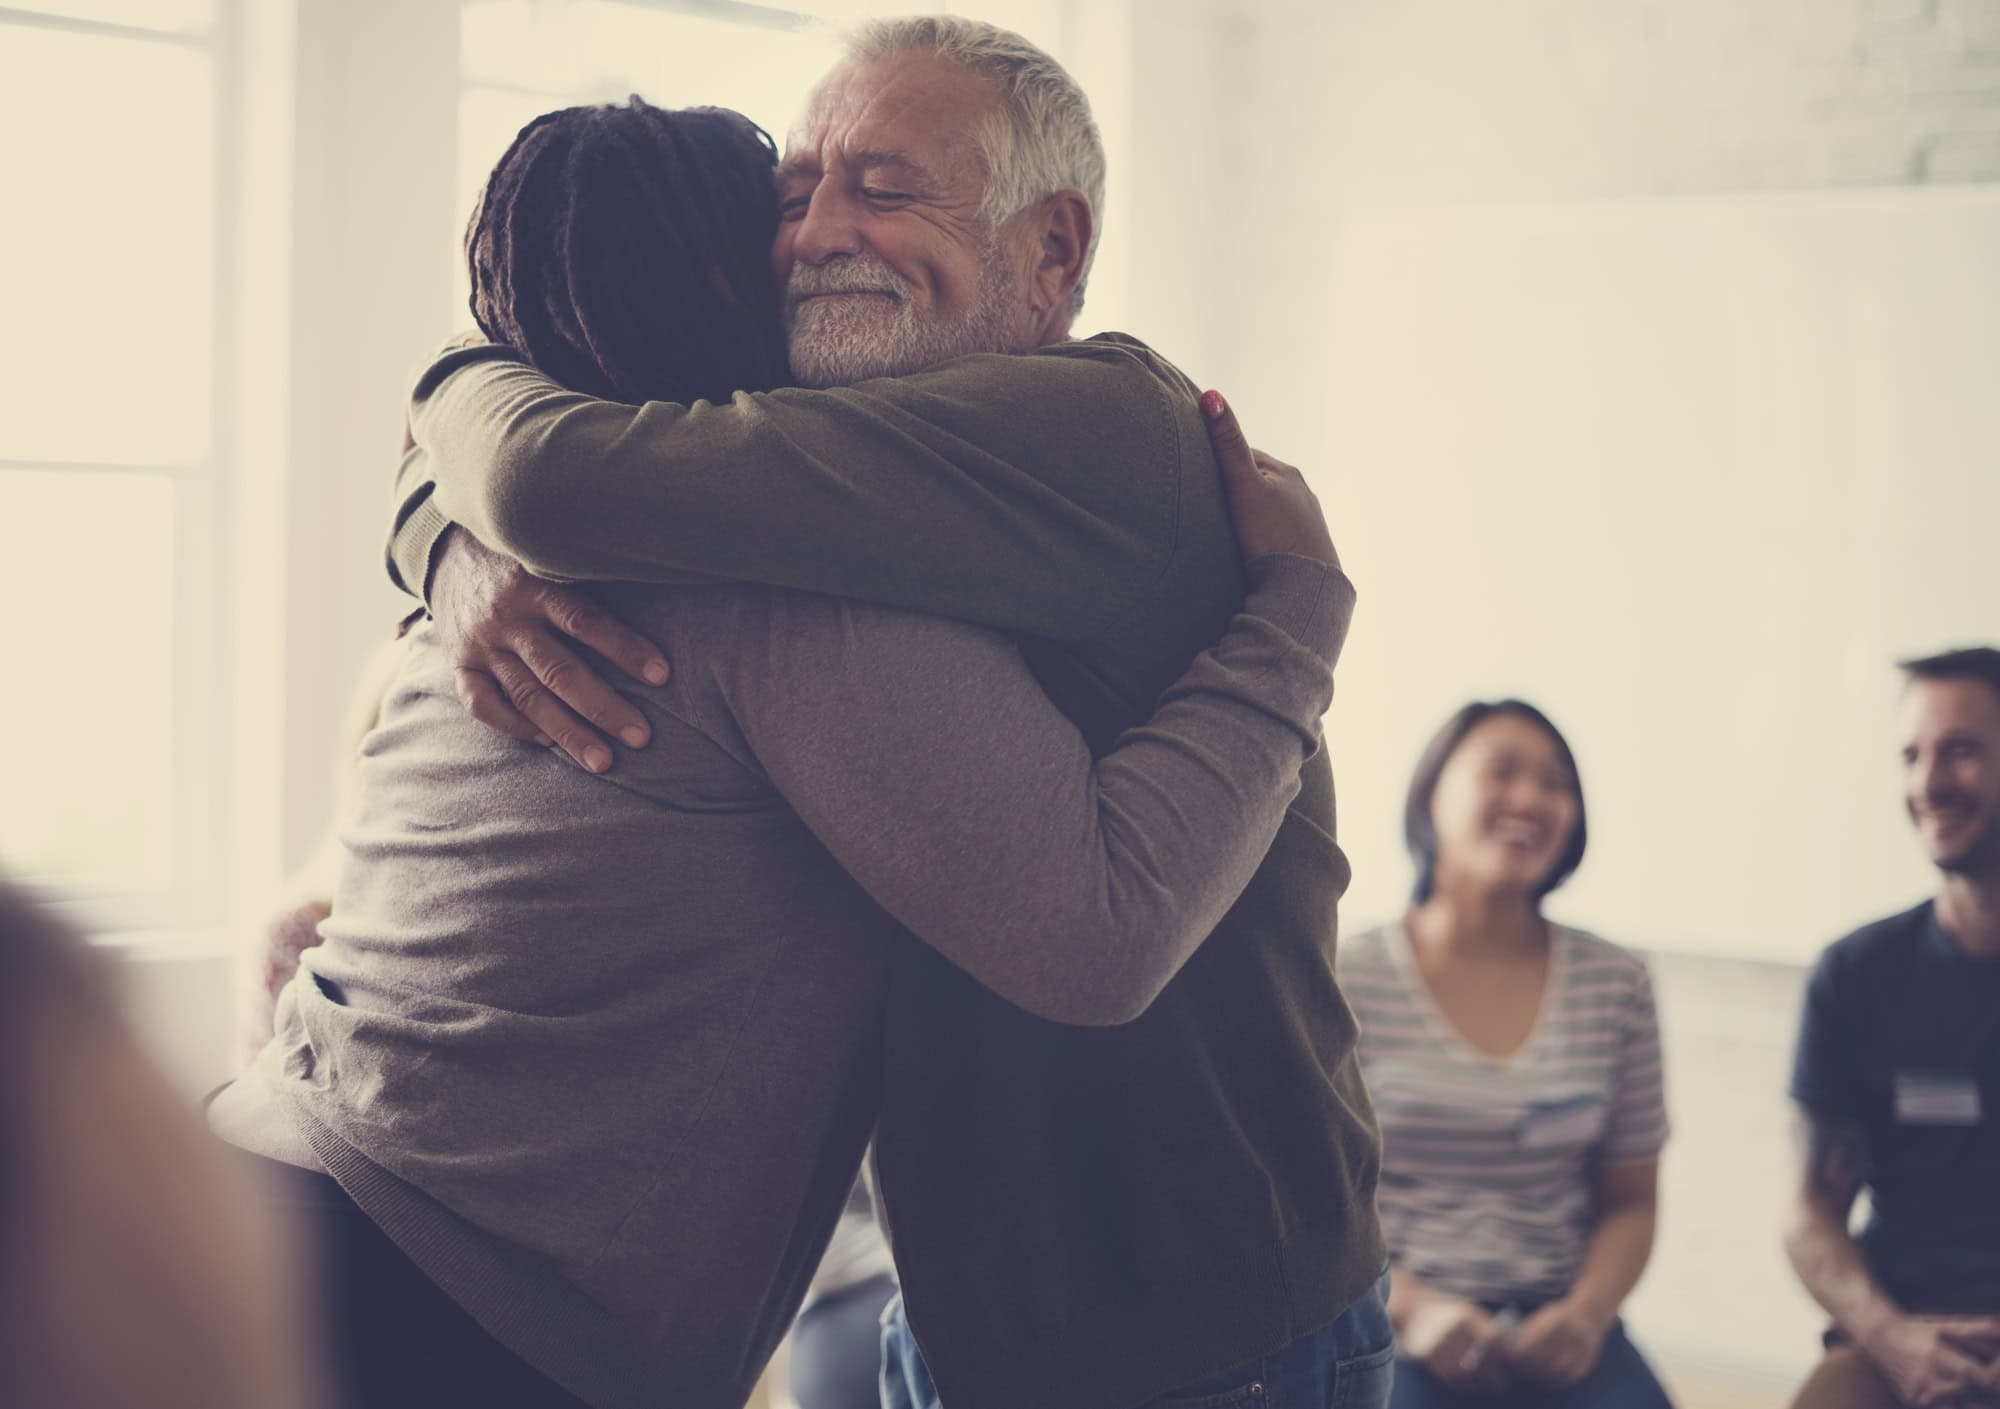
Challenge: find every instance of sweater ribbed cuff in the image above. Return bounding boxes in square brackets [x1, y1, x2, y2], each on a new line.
[1242, 553, 1358, 670]
[388, 494, 454, 607]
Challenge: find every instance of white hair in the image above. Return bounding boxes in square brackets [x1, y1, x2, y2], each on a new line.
[844, 15, 1106, 316]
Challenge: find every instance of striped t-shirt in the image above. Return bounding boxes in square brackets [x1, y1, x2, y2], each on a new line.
[1336, 923, 1669, 1306]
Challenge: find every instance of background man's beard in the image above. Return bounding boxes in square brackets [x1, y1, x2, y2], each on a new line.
[1918, 799, 2000, 877]
[785, 251, 1019, 389]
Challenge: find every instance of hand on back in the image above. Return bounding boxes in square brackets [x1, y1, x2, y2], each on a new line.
[428, 526, 670, 773]
[1199, 391, 1337, 569]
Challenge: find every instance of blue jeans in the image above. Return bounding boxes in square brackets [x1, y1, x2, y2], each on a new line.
[792, 1274, 899, 1409]
[882, 1270, 1394, 1409]
[1387, 1321, 1673, 1409]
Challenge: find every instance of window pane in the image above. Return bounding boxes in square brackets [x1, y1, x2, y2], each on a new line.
[0, 29, 212, 464]
[626, 10, 833, 142]
[4, 0, 215, 31]
[455, 3, 841, 316]
[0, 472, 176, 892]
[460, 1, 834, 139]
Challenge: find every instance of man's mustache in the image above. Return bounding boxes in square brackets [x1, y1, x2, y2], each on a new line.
[787, 258, 909, 307]
[1912, 792, 1981, 818]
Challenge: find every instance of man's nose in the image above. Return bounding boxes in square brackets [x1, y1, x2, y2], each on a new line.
[1914, 751, 1954, 802]
[791, 186, 864, 265]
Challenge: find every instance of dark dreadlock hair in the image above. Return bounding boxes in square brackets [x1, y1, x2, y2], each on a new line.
[1900, 646, 2000, 708]
[466, 97, 790, 406]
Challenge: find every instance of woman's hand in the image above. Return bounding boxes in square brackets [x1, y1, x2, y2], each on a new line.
[1199, 391, 1338, 568]
[1508, 1297, 1611, 1387]
[1401, 1295, 1512, 1390]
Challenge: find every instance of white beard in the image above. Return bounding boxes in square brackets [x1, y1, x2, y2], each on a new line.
[784, 247, 1020, 388]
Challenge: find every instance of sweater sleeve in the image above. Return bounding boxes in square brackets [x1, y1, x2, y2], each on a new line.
[386, 444, 453, 600]
[711, 552, 1355, 1027]
[396, 337, 1191, 641]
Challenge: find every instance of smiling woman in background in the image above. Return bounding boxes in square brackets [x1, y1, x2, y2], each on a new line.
[1336, 700, 1674, 1408]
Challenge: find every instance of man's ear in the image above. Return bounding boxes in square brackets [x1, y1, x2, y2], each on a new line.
[1027, 189, 1093, 324]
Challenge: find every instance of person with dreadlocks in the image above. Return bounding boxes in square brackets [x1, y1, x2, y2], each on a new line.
[462, 101, 790, 407]
[211, 87, 1361, 1409]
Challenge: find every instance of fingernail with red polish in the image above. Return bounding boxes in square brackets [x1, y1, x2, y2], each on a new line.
[1200, 390, 1227, 419]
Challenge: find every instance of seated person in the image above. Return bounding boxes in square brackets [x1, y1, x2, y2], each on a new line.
[1337, 700, 1673, 1408]
[1785, 648, 2000, 1409]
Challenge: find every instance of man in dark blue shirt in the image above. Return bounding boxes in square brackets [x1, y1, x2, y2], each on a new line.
[1786, 647, 2000, 1409]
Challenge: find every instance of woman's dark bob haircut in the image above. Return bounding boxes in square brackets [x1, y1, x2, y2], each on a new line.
[1403, 699, 1588, 906]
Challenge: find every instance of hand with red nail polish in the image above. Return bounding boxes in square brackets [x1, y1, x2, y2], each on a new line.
[1199, 391, 1338, 568]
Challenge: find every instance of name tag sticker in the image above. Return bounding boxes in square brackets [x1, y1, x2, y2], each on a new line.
[1893, 1072, 1983, 1127]
[1518, 1096, 1607, 1149]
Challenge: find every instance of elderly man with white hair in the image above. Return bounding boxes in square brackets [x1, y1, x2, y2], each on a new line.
[377, 16, 1391, 1409]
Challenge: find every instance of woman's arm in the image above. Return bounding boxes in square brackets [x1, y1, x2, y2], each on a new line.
[1508, 1156, 1659, 1387]
[1512, 950, 1668, 1386]
[1567, 1157, 1660, 1328]
[1508, 1158, 1658, 1386]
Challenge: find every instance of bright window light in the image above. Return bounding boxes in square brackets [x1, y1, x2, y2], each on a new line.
[0, 26, 213, 465]
[0, 471, 177, 893]
[462, 0, 831, 132]
[7, 0, 215, 32]
[454, 2, 840, 321]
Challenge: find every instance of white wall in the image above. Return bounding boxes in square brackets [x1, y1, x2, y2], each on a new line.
[1205, 0, 2000, 964]
[1318, 185, 2000, 963]
[272, 0, 463, 879]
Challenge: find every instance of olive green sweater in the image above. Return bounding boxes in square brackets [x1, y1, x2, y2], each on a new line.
[393, 333, 1385, 1409]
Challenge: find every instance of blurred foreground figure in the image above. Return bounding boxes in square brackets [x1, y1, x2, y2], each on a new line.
[1786, 648, 2000, 1409]
[0, 880, 318, 1409]
[1338, 700, 1674, 1409]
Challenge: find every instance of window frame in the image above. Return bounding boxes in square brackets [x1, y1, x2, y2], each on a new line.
[0, 1, 240, 936]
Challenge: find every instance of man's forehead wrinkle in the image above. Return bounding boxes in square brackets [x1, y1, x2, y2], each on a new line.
[847, 149, 934, 181]
[776, 149, 820, 185]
